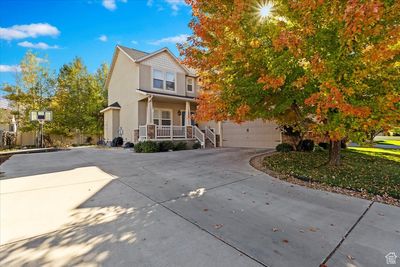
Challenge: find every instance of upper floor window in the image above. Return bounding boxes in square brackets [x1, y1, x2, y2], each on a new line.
[153, 69, 164, 89]
[152, 69, 176, 91]
[187, 78, 194, 92]
[166, 72, 175, 91]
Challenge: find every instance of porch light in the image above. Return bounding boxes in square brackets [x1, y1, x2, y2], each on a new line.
[177, 110, 182, 116]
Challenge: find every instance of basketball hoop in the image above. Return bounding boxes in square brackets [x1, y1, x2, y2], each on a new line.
[30, 111, 53, 148]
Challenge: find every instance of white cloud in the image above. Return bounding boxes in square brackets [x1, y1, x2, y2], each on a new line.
[98, 35, 108, 42]
[18, 41, 59, 50]
[0, 65, 21, 72]
[149, 34, 189, 45]
[0, 23, 60, 41]
[102, 0, 127, 11]
[102, 0, 116, 10]
[165, 0, 186, 13]
[131, 40, 138, 45]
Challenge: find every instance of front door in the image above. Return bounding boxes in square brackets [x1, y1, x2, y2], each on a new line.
[181, 111, 195, 126]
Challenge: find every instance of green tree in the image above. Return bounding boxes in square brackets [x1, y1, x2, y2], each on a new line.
[2, 51, 55, 141]
[51, 58, 108, 142]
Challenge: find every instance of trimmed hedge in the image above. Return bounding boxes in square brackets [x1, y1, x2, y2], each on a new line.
[159, 141, 175, 152]
[276, 143, 293, 152]
[297, 139, 314, 152]
[193, 141, 202, 149]
[318, 142, 329, 150]
[134, 141, 159, 153]
[134, 141, 188, 153]
[173, 142, 187, 151]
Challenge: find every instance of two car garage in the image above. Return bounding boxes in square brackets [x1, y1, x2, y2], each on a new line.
[220, 119, 282, 148]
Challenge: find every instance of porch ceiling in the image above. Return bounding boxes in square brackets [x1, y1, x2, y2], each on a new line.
[137, 89, 196, 103]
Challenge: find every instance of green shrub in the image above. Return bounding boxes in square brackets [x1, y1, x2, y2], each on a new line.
[318, 142, 329, 150]
[276, 143, 293, 152]
[134, 141, 160, 153]
[192, 141, 202, 149]
[173, 142, 187, 151]
[159, 141, 175, 152]
[297, 139, 314, 152]
[313, 145, 325, 152]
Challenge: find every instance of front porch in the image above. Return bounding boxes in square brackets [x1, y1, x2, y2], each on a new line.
[134, 91, 215, 147]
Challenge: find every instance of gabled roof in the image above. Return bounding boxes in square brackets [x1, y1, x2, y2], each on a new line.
[118, 45, 149, 61]
[135, 47, 196, 76]
[109, 102, 121, 108]
[105, 45, 197, 90]
[100, 102, 121, 113]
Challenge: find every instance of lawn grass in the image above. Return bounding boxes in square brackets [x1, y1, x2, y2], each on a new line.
[376, 140, 400, 146]
[264, 149, 400, 199]
[348, 147, 400, 162]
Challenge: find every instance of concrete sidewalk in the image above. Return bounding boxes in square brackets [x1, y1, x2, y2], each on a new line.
[0, 148, 399, 266]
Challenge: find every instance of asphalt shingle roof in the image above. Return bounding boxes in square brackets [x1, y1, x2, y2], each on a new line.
[109, 102, 121, 108]
[118, 45, 149, 61]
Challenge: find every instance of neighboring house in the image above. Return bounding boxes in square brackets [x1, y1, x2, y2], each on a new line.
[101, 45, 281, 148]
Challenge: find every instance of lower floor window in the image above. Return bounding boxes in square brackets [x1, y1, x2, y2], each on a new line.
[153, 109, 172, 126]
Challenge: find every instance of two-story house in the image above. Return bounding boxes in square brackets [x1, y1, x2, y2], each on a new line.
[101, 45, 282, 148]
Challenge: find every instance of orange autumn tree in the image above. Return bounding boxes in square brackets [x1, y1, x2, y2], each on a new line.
[179, 0, 400, 165]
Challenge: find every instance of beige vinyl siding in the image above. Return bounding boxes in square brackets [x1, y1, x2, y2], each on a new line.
[103, 109, 120, 142]
[139, 64, 151, 90]
[138, 100, 147, 126]
[141, 52, 185, 73]
[104, 110, 112, 141]
[107, 50, 140, 142]
[152, 101, 193, 126]
[222, 120, 281, 148]
[176, 73, 185, 96]
[139, 52, 188, 97]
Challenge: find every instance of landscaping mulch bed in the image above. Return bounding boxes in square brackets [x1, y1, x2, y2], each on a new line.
[250, 151, 400, 207]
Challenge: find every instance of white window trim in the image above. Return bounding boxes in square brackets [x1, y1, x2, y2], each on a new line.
[187, 77, 194, 92]
[151, 67, 177, 93]
[152, 69, 164, 90]
[153, 108, 173, 126]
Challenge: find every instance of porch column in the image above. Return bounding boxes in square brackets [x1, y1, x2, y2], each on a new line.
[218, 121, 222, 147]
[146, 95, 153, 124]
[185, 101, 191, 126]
[146, 95, 155, 140]
[185, 101, 193, 139]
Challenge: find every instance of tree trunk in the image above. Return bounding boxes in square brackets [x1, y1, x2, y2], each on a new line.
[329, 140, 341, 166]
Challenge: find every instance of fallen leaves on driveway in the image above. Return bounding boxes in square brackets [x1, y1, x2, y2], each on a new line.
[347, 255, 355, 260]
[308, 227, 319, 232]
[214, 224, 223, 229]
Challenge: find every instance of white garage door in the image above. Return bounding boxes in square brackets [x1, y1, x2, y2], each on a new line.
[222, 120, 281, 148]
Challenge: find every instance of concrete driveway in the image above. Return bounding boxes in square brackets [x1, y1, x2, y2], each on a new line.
[0, 148, 399, 267]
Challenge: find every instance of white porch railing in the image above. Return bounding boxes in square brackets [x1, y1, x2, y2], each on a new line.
[156, 126, 172, 139]
[205, 127, 216, 147]
[194, 126, 205, 148]
[139, 126, 147, 140]
[153, 125, 187, 139]
[173, 126, 186, 138]
[138, 125, 199, 141]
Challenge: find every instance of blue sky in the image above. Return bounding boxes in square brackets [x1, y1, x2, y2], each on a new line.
[0, 0, 192, 87]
